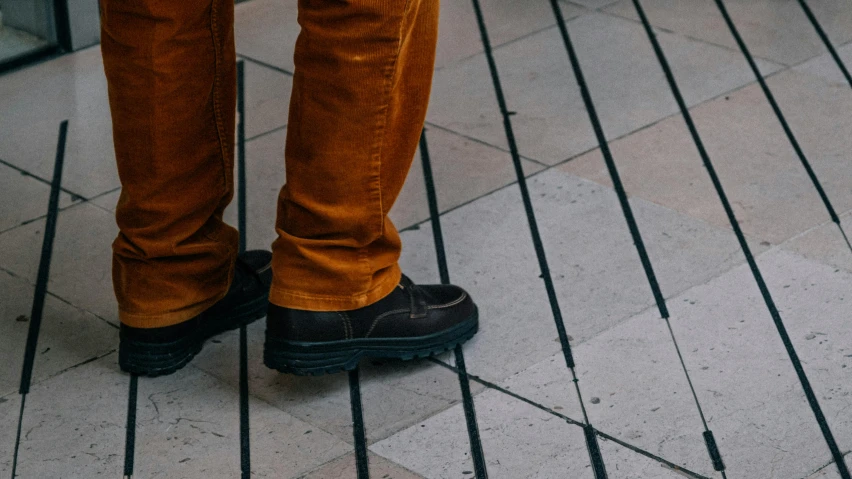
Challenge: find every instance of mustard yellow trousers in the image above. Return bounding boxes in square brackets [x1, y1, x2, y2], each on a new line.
[100, 0, 438, 328]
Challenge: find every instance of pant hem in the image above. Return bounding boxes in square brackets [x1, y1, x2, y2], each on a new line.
[118, 260, 235, 328]
[268, 266, 402, 312]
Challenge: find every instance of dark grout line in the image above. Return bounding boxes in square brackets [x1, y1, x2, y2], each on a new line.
[246, 124, 288, 143]
[0, 189, 116, 240]
[799, 451, 852, 479]
[186, 360, 351, 445]
[595, 6, 789, 68]
[0, 350, 118, 404]
[433, 0, 589, 74]
[428, 358, 714, 479]
[429, 41, 780, 171]
[12, 121, 68, 479]
[237, 54, 294, 77]
[631, 0, 850, 475]
[0, 264, 119, 331]
[236, 60, 252, 479]
[400, 77, 760, 236]
[468, 0, 609, 473]
[0, 157, 86, 201]
[436, 24, 561, 72]
[422, 122, 552, 166]
[86, 186, 122, 203]
[418, 129, 489, 477]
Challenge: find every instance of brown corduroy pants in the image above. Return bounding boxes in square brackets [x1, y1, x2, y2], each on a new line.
[100, 0, 438, 328]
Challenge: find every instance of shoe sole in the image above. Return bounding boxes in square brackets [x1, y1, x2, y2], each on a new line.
[263, 307, 479, 376]
[119, 293, 269, 378]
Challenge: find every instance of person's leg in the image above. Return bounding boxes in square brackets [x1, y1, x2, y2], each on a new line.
[265, 0, 479, 375]
[269, 0, 440, 311]
[100, 0, 271, 376]
[101, 0, 238, 327]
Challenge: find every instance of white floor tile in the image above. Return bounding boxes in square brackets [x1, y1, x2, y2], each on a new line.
[0, 269, 117, 397]
[6, 355, 128, 477]
[192, 319, 478, 446]
[235, 0, 300, 73]
[781, 212, 852, 275]
[300, 452, 424, 479]
[435, 0, 585, 70]
[0, 162, 77, 233]
[243, 61, 293, 139]
[428, 12, 782, 165]
[0, 47, 118, 199]
[133, 363, 351, 478]
[396, 167, 751, 384]
[0, 203, 118, 324]
[392, 126, 545, 231]
[491, 248, 852, 478]
[605, 0, 852, 66]
[794, 42, 852, 87]
[372, 388, 592, 479]
[563, 68, 852, 246]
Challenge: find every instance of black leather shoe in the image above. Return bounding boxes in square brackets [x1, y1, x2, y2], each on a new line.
[263, 274, 479, 375]
[119, 250, 272, 377]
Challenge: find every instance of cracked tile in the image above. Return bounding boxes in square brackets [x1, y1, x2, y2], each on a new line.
[0, 393, 22, 475]
[597, 438, 707, 478]
[427, 12, 781, 165]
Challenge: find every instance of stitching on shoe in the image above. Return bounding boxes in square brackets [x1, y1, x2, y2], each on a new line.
[365, 308, 408, 338]
[338, 312, 352, 340]
[426, 292, 468, 310]
[256, 263, 272, 274]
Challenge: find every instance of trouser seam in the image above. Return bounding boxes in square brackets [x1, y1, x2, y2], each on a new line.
[364, 0, 413, 284]
[209, 0, 230, 199]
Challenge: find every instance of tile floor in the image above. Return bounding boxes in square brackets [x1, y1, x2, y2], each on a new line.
[1, 0, 851, 477]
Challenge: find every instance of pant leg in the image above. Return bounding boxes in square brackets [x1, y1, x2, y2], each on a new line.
[100, 0, 238, 328]
[270, 0, 440, 311]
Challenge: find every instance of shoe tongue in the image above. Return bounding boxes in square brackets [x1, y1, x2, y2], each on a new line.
[398, 275, 429, 317]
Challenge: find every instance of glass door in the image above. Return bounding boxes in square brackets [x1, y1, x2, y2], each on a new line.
[0, 0, 63, 72]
